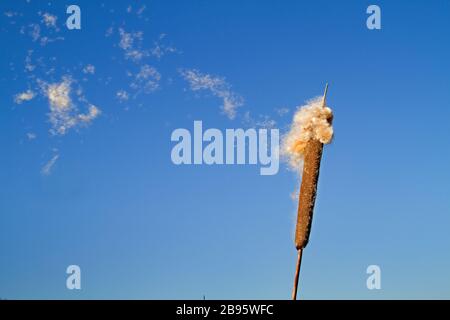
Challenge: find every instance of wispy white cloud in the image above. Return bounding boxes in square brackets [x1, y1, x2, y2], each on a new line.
[151, 34, 177, 59]
[82, 64, 95, 74]
[26, 132, 37, 140]
[126, 5, 146, 17]
[46, 78, 71, 109]
[44, 77, 77, 135]
[25, 12, 63, 47]
[136, 5, 146, 16]
[131, 64, 161, 93]
[118, 28, 148, 62]
[4, 11, 19, 18]
[41, 12, 58, 29]
[78, 104, 101, 124]
[39, 35, 64, 46]
[41, 153, 59, 176]
[275, 107, 290, 117]
[29, 23, 41, 41]
[116, 90, 129, 102]
[24, 50, 36, 72]
[179, 69, 243, 119]
[37, 77, 101, 135]
[126, 49, 148, 62]
[14, 90, 35, 104]
[117, 29, 175, 63]
[112, 27, 176, 100]
[27, 22, 63, 46]
[243, 112, 277, 129]
[119, 28, 135, 50]
[105, 26, 114, 37]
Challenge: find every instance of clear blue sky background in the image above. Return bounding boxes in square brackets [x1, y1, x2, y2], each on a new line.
[1, 0, 449, 299]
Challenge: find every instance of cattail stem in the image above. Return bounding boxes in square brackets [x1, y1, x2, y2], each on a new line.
[292, 249, 303, 300]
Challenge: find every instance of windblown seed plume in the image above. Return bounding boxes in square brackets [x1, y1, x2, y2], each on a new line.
[282, 96, 333, 170]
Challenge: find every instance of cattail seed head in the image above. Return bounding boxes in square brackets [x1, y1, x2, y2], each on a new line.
[282, 91, 334, 250]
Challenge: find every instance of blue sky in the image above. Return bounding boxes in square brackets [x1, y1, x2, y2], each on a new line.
[1, 0, 450, 299]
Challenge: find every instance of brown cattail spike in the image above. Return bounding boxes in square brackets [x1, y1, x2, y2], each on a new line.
[294, 83, 329, 250]
[294, 140, 324, 250]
